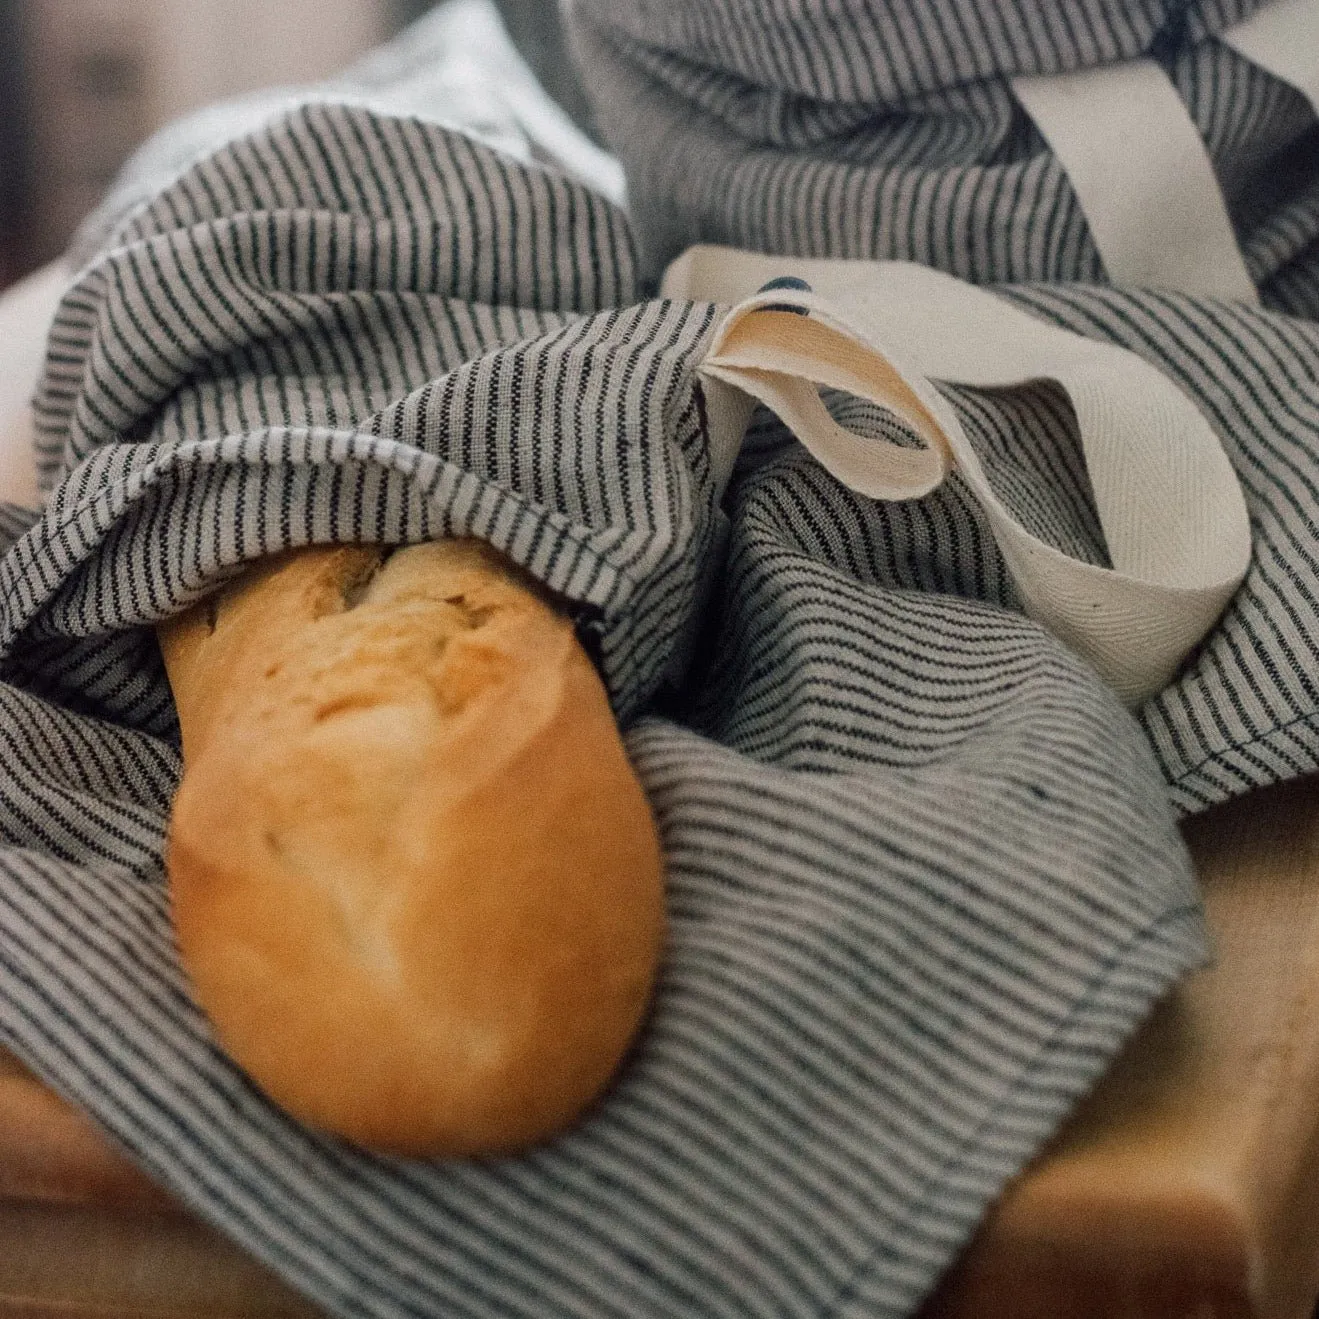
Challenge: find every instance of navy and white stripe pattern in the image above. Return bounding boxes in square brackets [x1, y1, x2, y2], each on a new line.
[0, 9, 1318, 1317]
[571, 0, 1319, 311]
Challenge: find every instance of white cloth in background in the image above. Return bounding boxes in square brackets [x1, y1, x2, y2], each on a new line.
[0, 261, 67, 509]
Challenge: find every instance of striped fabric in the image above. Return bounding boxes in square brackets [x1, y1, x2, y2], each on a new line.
[570, 0, 1319, 309]
[0, 5, 1318, 1317]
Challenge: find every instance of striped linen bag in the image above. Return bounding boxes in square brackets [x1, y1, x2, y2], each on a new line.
[571, 0, 1319, 308]
[0, 4, 1316, 1316]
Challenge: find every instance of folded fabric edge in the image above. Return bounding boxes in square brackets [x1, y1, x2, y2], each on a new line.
[828, 900, 1208, 1319]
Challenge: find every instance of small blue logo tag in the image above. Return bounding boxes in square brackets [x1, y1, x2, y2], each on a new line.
[756, 275, 812, 315]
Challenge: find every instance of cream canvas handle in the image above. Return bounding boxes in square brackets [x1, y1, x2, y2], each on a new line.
[664, 246, 1252, 706]
[1222, 0, 1319, 112]
[1006, 0, 1319, 303]
[1010, 60, 1258, 303]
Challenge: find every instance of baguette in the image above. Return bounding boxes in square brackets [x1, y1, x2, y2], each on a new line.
[159, 540, 665, 1156]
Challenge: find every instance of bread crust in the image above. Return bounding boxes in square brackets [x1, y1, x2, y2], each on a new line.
[160, 541, 664, 1155]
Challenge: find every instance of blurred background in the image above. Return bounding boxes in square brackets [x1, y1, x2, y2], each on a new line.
[0, 0, 581, 291]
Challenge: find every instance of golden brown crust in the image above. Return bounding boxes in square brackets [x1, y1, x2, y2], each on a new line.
[160, 541, 664, 1155]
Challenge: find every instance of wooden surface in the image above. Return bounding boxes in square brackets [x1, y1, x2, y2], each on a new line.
[0, 1054, 318, 1317]
[2, 775, 1319, 1317]
[924, 772, 1319, 1319]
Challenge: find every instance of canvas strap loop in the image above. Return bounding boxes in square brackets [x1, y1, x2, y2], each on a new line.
[664, 245, 1252, 706]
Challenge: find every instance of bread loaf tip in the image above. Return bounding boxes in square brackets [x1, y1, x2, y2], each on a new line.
[161, 540, 665, 1156]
